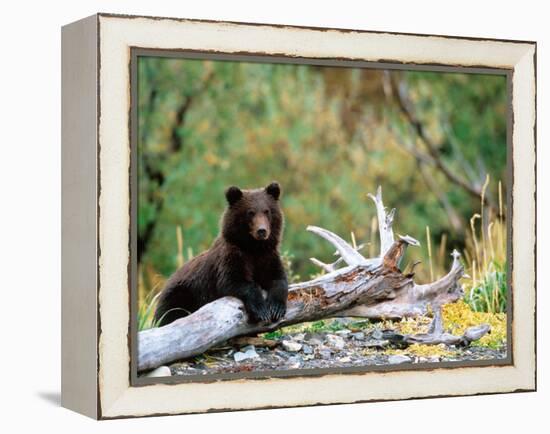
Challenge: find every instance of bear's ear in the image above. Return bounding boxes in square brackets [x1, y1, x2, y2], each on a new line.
[265, 181, 281, 200]
[225, 186, 243, 205]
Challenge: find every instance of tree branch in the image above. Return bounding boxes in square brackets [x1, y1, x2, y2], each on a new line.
[368, 186, 396, 256]
[387, 73, 494, 209]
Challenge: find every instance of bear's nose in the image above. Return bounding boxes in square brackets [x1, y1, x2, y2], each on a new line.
[256, 228, 267, 239]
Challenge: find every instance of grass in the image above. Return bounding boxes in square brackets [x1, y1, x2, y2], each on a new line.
[467, 261, 507, 313]
[137, 285, 161, 331]
[418, 176, 507, 314]
[462, 177, 507, 313]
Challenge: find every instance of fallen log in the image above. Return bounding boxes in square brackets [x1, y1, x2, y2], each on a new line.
[137, 187, 489, 372]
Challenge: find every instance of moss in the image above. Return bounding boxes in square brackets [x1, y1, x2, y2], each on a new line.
[386, 343, 454, 358]
[381, 300, 506, 353]
[443, 300, 506, 348]
[382, 315, 432, 335]
[260, 318, 349, 338]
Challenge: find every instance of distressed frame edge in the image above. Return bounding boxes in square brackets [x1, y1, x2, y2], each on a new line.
[93, 14, 536, 419]
[95, 11, 537, 46]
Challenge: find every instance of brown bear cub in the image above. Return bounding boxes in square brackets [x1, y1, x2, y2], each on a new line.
[153, 182, 288, 327]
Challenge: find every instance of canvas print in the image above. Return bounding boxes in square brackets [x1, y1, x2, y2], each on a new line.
[135, 55, 509, 379]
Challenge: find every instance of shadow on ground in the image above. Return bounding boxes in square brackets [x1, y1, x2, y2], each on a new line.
[37, 391, 61, 407]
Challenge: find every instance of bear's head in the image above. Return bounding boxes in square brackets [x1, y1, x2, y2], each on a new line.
[222, 182, 283, 249]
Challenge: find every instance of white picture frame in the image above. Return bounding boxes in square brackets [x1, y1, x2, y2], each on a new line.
[61, 13, 536, 419]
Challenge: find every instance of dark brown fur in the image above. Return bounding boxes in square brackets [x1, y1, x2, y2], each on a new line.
[153, 182, 288, 326]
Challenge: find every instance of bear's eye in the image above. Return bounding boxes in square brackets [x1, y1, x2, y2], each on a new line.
[263, 209, 270, 215]
[247, 210, 255, 218]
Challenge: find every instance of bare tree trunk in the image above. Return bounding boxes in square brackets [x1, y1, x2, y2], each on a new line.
[137, 187, 489, 372]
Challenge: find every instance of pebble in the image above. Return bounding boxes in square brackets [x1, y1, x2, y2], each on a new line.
[233, 347, 259, 362]
[308, 337, 324, 346]
[372, 329, 383, 340]
[326, 334, 346, 350]
[145, 366, 172, 378]
[388, 354, 412, 364]
[288, 355, 303, 367]
[282, 340, 303, 352]
[318, 348, 332, 359]
[302, 344, 314, 355]
[351, 332, 365, 340]
[335, 329, 351, 336]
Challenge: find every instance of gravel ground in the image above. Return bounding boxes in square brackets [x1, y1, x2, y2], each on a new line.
[167, 326, 506, 377]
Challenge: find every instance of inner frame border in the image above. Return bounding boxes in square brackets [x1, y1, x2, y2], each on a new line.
[128, 47, 514, 388]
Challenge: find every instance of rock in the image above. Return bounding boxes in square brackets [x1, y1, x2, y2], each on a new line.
[351, 332, 365, 340]
[292, 333, 306, 341]
[288, 355, 303, 367]
[233, 347, 259, 362]
[302, 344, 313, 355]
[335, 329, 351, 337]
[388, 354, 412, 364]
[372, 329, 383, 340]
[233, 352, 247, 362]
[308, 337, 324, 346]
[338, 356, 352, 363]
[363, 339, 389, 348]
[145, 366, 172, 378]
[318, 348, 332, 359]
[275, 349, 290, 358]
[282, 340, 303, 352]
[326, 334, 346, 350]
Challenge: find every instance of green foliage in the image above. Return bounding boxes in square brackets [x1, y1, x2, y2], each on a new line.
[261, 318, 353, 338]
[262, 330, 283, 340]
[280, 250, 301, 284]
[137, 56, 508, 303]
[137, 289, 161, 331]
[467, 261, 507, 313]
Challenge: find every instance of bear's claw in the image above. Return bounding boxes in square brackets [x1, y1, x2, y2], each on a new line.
[247, 302, 271, 324]
[268, 300, 287, 322]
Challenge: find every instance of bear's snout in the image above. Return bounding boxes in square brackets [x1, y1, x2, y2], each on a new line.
[251, 214, 270, 240]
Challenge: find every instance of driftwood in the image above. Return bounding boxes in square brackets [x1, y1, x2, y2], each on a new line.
[138, 187, 490, 372]
[380, 305, 491, 347]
